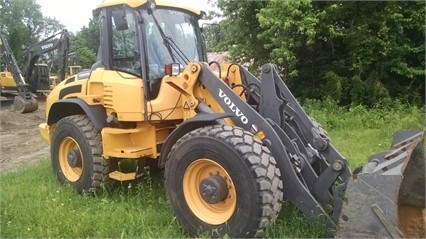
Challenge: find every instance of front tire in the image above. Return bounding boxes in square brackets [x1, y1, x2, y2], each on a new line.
[165, 125, 283, 238]
[51, 115, 110, 194]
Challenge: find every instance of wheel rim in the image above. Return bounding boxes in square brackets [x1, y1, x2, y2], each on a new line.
[183, 159, 236, 225]
[58, 137, 83, 182]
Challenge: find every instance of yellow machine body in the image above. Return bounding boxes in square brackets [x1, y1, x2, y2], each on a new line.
[40, 60, 243, 180]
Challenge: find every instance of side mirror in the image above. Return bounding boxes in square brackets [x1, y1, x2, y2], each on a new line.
[92, 9, 100, 18]
[147, 0, 156, 14]
[112, 9, 129, 31]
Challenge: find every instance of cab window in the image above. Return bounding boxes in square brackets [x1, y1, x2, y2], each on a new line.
[110, 7, 141, 76]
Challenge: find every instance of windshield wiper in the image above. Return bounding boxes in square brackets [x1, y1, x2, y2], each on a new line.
[150, 13, 190, 65]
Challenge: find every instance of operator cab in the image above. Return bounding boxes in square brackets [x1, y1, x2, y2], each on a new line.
[94, 0, 207, 99]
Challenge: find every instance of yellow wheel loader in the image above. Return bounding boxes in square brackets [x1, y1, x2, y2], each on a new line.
[38, 0, 425, 237]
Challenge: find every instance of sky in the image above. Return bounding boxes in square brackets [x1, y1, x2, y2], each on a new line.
[36, 0, 211, 34]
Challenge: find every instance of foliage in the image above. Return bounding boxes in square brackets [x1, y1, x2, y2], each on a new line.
[303, 98, 425, 167]
[214, 0, 271, 69]
[216, 0, 425, 106]
[69, 18, 99, 68]
[0, 0, 64, 61]
[0, 163, 186, 238]
[0, 0, 98, 70]
[1, 0, 424, 105]
[303, 98, 425, 131]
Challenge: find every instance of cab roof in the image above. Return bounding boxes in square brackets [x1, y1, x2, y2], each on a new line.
[96, 0, 201, 15]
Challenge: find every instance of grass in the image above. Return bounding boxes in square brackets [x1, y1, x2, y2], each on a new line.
[1, 101, 424, 238]
[1, 162, 185, 238]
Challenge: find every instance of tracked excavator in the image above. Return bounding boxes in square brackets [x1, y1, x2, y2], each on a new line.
[38, 0, 425, 237]
[0, 34, 38, 113]
[0, 29, 70, 112]
[21, 29, 70, 94]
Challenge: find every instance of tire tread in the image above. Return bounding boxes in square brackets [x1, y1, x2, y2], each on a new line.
[167, 125, 283, 237]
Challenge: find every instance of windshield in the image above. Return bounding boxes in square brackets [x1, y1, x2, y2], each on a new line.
[143, 8, 205, 81]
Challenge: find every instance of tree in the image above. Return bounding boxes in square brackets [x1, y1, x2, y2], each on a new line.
[216, 0, 270, 70]
[217, 0, 425, 106]
[0, 0, 64, 61]
[69, 18, 99, 69]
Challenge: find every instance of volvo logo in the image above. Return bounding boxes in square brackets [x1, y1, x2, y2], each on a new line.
[218, 88, 248, 125]
[41, 43, 54, 50]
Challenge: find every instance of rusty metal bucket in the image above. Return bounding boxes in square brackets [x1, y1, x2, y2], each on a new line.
[11, 95, 38, 113]
[335, 130, 425, 238]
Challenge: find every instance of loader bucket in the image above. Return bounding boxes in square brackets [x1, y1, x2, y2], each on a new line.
[11, 95, 38, 113]
[335, 130, 425, 238]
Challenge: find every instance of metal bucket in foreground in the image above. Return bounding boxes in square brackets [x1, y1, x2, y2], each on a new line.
[335, 130, 425, 238]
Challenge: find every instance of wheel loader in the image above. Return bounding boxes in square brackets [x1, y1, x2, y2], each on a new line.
[38, 0, 425, 237]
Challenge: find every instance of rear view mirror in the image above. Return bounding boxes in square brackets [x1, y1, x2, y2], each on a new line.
[112, 9, 128, 31]
[92, 9, 100, 18]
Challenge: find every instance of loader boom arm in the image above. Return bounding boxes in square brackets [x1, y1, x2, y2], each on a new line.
[169, 62, 353, 227]
[189, 63, 424, 237]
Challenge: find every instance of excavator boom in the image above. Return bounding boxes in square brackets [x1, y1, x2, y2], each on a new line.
[0, 34, 38, 113]
[22, 29, 70, 93]
[0, 29, 69, 112]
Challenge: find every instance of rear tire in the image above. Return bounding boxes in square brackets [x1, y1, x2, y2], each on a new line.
[165, 125, 283, 238]
[51, 115, 110, 194]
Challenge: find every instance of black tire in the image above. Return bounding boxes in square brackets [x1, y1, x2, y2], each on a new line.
[165, 125, 283, 238]
[51, 115, 110, 194]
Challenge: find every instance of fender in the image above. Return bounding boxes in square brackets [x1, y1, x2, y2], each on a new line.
[158, 112, 233, 168]
[47, 98, 107, 131]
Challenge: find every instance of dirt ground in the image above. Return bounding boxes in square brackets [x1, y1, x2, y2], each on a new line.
[0, 100, 49, 173]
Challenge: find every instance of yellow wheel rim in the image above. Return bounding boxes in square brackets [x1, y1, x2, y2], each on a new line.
[58, 137, 83, 182]
[183, 159, 236, 225]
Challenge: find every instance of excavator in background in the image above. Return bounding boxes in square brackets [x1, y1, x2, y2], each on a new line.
[0, 29, 69, 112]
[0, 34, 38, 113]
[21, 29, 70, 94]
[49, 52, 83, 89]
[38, 0, 425, 238]
[66, 52, 83, 76]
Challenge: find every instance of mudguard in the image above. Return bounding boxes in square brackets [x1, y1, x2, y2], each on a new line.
[47, 98, 107, 131]
[158, 112, 233, 168]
